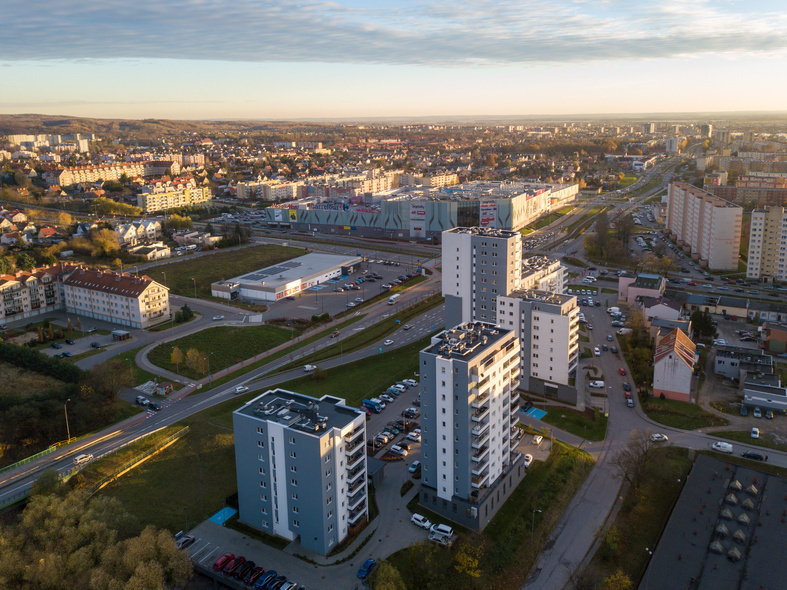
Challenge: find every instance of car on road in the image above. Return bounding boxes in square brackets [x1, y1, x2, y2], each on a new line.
[409, 461, 421, 473]
[741, 451, 768, 461]
[346, 301, 356, 307]
[650, 433, 668, 442]
[623, 383, 631, 392]
[358, 558, 377, 579]
[147, 402, 161, 411]
[65, 339, 75, 345]
[403, 324, 413, 330]
[619, 368, 626, 376]
[330, 330, 340, 338]
[593, 346, 600, 356]
[713, 339, 727, 346]
[626, 398, 634, 408]
[607, 335, 613, 341]
[411, 513, 431, 529]
[51, 342, 62, 349]
[286, 296, 296, 300]
[602, 344, 609, 351]
[213, 552, 234, 571]
[384, 339, 394, 346]
[523, 454, 533, 468]
[303, 364, 317, 372]
[355, 297, 364, 303]
[212, 315, 225, 321]
[91, 341, 101, 348]
[532, 435, 543, 445]
[135, 395, 150, 406]
[234, 386, 249, 394]
[611, 346, 618, 354]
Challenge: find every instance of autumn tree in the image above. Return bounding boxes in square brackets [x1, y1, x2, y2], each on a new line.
[371, 562, 406, 590]
[171, 347, 184, 374]
[185, 348, 202, 372]
[453, 539, 483, 578]
[594, 211, 611, 254]
[57, 212, 73, 227]
[89, 228, 121, 257]
[87, 359, 133, 400]
[611, 430, 657, 491]
[600, 569, 633, 590]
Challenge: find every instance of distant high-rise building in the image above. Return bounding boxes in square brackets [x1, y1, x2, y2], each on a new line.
[644, 123, 656, 134]
[665, 138, 680, 153]
[666, 182, 742, 270]
[747, 206, 787, 283]
[233, 390, 368, 555]
[442, 227, 522, 326]
[700, 124, 713, 138]
[419, 322, 524, 530]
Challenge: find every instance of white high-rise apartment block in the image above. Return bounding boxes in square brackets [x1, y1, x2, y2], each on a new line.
[442, 227, 522, 327]
[418, 322, 526, 530]
[521, 256, 566, 293]
[666, 182, 742, 271]
[497, 290, 580, 405]
[747, 207, 787, 283]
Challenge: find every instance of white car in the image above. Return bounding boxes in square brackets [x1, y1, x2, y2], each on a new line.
[390, 445, 408, 457]
[593, 346, 601, 356]
[212, 315, 224, 321]
[532, 435, 543, 445]
[234, 386, 249, 394]
[402, 379, 418, 387]
[411, 513, 432, 529]
[355, 297, 364, 303]
[523, 454, 533, 468]
[384, 339, 394, 346]
[650, 433, 669, 442]
[346, 302, 356, 307]
[303, 364, 317, 372]
[406, 431, 421, 442]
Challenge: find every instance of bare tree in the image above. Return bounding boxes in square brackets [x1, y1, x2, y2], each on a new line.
[611, 430, 657, 491]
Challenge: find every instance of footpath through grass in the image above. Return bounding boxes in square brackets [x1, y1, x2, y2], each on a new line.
[582, 447, 693, 589]
[542, 407, 607, 441]
[155, 244, 304, 297]
[382, 442, 594, 590]
[641, 395, 729, 430]
[147, 324, 295, 379]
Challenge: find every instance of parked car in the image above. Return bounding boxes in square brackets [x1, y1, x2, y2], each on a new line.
[380, 394, 395, 404]
[90, 341, 101, 348]
[429, 523, 454, 538]
[245, 566, 265, 585]
[409, 460, 421, 473]
[255, 571, 277, 589]
[753, 407, 762, 418]
[389, 445, 408, 457]
[751, 427, 760, 439]
[406, 431, 421, 442]
[50, 342, 62, 349]
[213, 552, 234, 571]
[740, 405, 748, 416]
[741, 451, 768, 461]
[222, 555, 246, 575]
[766, 409, 774, 419]
[619, 368, 626, 376]
[358, 558, 377, 579]
[175, 534, 195, 550]
[523, 454, 533, 468]
[65, 339, 75, 345]
[235, 561, 256, 580]
[411, 513, 432, 529]
[532, 435, 543, 445]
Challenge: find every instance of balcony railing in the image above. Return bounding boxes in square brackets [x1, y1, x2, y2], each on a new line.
[471, 430, 489, 449]
[349, 503, 367, 524]
[348, 489, 367, 509]
[347, 450, 364, 469]
[471, 473, 489, 489]
[348, 476, 365, 494]
[346, 435, 364, 454]
[345, 425, 364, 441]
[471, 424, 489, 439]
[472, 444, 489, 462]
[471, 462, 488, 477]
[471, 405, 491, 423]
[348, 465, 365, 484]
[470, 389, 489, 409]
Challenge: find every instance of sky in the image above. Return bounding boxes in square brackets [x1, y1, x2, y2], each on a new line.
[3, 0, 787, 121]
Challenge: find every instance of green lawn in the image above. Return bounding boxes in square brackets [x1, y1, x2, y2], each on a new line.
[153, 244, 305, 297]
[641, 396, 729, 430]
[619, 174, 637, 188]
[384, 442, 594, 589]
[528, 212, 563, 230]
[542, 407, 608, 441]
[714, 429, 787, 452]
[114, 345, 161, 386]
[147, 324, 294, 379]
[582, 447, 693, 588]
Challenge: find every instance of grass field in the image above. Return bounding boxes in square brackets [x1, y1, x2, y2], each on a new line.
[0, 361, 65, 397]
[582, 447, 693, 589]
[528, 212, 563, 230]
[147, 324, 295, 379]
[641, 396, 729, 430]
[114, 346, 160, 387]
[714, 429, 787, 452]
[619, 174, 637, 188]
[154, 244, 305, 297]
[542, 407, 608, 441]
[382, 442, 594, 590]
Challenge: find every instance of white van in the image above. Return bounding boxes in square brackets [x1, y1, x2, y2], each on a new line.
[607, 307, 620, 314]
[589, 380, 605, 388]
[73, 453, 94, 466]
[711, 441, 733, 454]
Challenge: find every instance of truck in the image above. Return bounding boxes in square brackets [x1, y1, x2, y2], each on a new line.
[362, 399, 382, 413]
[388, 293, 401, 305]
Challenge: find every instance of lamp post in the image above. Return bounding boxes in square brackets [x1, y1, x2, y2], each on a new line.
[64, 398, 71, 442]
[531, 509, 542, 536]
[644, 548, 653, 589]
[191, 277, 196, 300]
[207, 352, 213, 387]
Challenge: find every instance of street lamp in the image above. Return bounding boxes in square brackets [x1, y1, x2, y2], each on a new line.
[64, 398, 71, 442]
[191, 277, 196, 300]
[531, 509, 542, 536]
[644, 548, 653, 589]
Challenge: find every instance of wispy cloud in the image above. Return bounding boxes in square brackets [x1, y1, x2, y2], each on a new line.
[3, 0, 787, 66]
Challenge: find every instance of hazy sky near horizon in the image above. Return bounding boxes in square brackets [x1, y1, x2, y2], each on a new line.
[3, 0, 787, 120]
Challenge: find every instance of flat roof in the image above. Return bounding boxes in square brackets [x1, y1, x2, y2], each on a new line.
[424, 322, 513, 361]
[235, 389, 362, 434]
[230, 252, 362, 289]
[639, 454, 787, 590]
[506, 289, 576, 306]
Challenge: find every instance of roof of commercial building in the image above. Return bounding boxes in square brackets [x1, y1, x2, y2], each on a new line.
[716, 346, 772, 366]
[504, 289, 576, 307]
[639, 454, 787, 590]
[443, 226, 518, 239]
[424, 321, 514, 361]
[230, 252, 362, 290]
[235, 389, 362, 434]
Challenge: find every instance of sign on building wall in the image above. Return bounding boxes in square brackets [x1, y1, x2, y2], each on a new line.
[274, 209, 283, 222]
[410, 202, 426, 237]
[480, 200, 497, 227]
[288, 210, 298, 222]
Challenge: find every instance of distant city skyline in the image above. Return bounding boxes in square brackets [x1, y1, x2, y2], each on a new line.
[3, 0, 787, 120]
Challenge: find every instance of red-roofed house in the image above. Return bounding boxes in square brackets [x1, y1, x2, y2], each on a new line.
[653, 328, 697, 402]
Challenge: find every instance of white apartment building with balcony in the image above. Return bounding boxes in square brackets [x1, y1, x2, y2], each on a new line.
[747, 206, 787, 283]
[418, 322, 526, 530]
[666, 182, 742, 270]
[497, 290, 580, 405]
[233, 390, 367, 555]
[442, 227, 522, 327]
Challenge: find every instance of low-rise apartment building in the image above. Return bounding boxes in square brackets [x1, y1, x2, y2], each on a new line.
[233, 390, 367, 555]
[653, 328, 696, 402]
[136, 176, 212, 213]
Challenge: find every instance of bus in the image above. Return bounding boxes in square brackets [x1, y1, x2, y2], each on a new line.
[388, 293, 401, 305]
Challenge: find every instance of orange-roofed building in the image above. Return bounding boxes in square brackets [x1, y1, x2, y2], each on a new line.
[653, 328, 697, 402]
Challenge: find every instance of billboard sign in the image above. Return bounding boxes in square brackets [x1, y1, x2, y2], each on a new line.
[480, 200, 497, 227]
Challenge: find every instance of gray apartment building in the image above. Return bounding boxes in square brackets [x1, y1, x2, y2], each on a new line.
[442, 227, 522, 327]
[419, 322, 526, 530]
[714, 346, 773, 381]
[233, 390, 367, 555]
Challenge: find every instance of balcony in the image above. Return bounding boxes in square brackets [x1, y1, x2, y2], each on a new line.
[348, 489, 366, 510]
[471, 431, 489, 449]
[471, 461, 489, 477]
[510, 412, 518, 425]
[346, 435, 364, 454]
[472, 444, 489, 463]
[472, 424, 489, 439]
[348, 465, 365, 484]
[471, 473, 490, 489]
[470, 389, 489, 409]
[347, 450, 364, 469]
[348, 476, 365, 495]
[345, 425, 364, 442]
[471, 405, 491, 423]
[349, 503, 367, 525]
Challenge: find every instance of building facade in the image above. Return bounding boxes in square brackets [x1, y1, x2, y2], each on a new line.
[233, 390, 367, 555]
[666, 182, 742, 270]
[497, 290, 579, 405]
[746, 207, 787, 283]
[652, 328, 696, 402]
[419, 322, 525, 530]
[136, 177, 212, 213]
[0, 266, 64, 323]
[442, 227, 522, 327]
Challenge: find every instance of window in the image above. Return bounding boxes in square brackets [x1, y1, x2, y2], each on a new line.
[290, 465, 297, 472]
[292, 506, 299, 514]
[293, 519, 300, 527]
[257, 440, 265, 447]
[290, 451, 296, 458]
[291, 478, 297, 486]
[292, 492, 298, 500]
[288, 436, 295, 444]
[327, 496, 333, 505]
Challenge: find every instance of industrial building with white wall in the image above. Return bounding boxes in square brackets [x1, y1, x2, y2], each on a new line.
[211, 252, 362, 303]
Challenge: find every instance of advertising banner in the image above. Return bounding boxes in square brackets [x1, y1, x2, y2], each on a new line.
[288, 209, 298, 222]
[274, 209, 283, 222]
[480, 199, 497, 227]
[410, 202, 427, 237]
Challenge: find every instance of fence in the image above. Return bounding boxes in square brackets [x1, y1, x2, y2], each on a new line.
[0, 446, 56, 478]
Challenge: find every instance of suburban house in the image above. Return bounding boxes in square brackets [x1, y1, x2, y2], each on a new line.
[652, 328, 696, 402]
[640, 296, 682, 321]
[649, 318, 692, 345]
[618, 273, 666, 304]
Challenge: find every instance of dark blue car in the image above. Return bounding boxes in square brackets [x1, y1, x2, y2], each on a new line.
[357, 558, 376, 579]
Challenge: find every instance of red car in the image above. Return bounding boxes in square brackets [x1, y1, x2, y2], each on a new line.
[222, 555, 246, 575]
[619, 368, 626, 376]
[213, 552, 234, 571]
[244, 566, 265, 585]
[687, 282, 696, 286]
